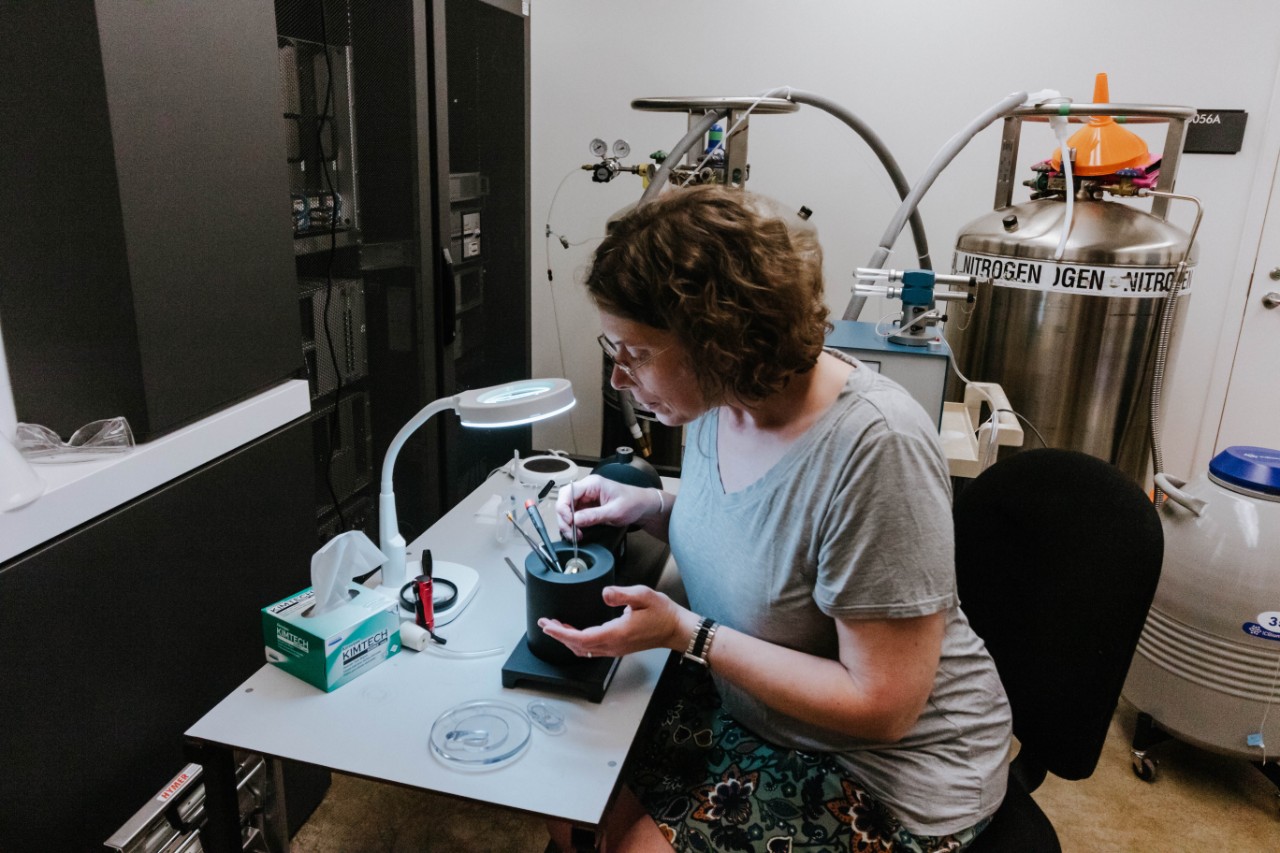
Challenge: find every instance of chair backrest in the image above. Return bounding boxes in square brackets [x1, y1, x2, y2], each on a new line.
[953, 448, 1163, 781]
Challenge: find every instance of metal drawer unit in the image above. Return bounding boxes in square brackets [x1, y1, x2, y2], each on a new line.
[105, 753, 285, 853]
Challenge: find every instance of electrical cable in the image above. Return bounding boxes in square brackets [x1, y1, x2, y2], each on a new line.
[1255, 651, 1280, 764]
[943, 333, 1048, 453]
[422, 642, 505, 659]
[994, 408, 1049, 449]
[541, 166, 592, 456]
[316, 3, 346, 534]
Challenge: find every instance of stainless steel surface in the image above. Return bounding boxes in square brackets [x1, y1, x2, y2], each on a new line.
[956, 198, 1198, 266]
[948, 198, 1195, 482]
[630, 96, 799, 114]
[1154, 119, 1191, 217]
[946, 279, 1170, 479]
[1263, 291, 1280, 309]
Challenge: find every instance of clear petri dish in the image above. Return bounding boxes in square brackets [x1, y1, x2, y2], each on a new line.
[429, 699, 532, 770]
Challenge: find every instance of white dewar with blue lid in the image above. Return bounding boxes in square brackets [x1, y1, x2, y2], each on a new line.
[1124, 444, 1280, 770]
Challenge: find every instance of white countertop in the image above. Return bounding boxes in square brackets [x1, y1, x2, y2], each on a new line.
[0, 380, 311, 564]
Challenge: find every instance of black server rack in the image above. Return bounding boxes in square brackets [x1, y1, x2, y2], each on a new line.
[279, 0, 533, 550]
[311, 390, 374, 517]
[299, 278, 370, 402]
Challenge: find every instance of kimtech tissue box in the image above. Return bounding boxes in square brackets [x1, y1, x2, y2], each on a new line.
[262, 585, 401, 691]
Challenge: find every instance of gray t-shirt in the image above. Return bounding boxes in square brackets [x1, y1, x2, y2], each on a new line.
[668, 353, 1011, 836]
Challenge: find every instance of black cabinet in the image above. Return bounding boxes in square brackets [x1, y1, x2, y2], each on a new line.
[0, 418, 321, 852]
[283, 0, 533, 543]
[0, 1, 301, 441]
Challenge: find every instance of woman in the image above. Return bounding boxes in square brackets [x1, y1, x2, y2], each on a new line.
[542, 185, 1011, 852]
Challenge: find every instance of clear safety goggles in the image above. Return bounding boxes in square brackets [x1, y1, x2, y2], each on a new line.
[15, 417, 135, 463]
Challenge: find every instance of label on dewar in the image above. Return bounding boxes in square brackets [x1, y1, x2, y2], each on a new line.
[954, 251, 1193, 298]
[1244, 622, 1280, 642]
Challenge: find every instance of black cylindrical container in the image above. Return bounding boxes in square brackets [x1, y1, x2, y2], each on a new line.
[525, 542, 617, 665]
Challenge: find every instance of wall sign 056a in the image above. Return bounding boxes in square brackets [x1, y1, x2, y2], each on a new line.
[953, 251, 1194, 299]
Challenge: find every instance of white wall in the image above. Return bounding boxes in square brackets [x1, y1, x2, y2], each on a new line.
[529, 0, 1280, 480]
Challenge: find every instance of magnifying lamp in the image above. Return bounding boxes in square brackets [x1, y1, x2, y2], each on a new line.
[377, 378, 575, 608]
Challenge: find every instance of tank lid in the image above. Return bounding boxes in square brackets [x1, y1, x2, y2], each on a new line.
[1208, 446, 1280, 497]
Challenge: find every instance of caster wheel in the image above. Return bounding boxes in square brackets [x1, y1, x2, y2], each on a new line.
[1132, 754, 1158, 782]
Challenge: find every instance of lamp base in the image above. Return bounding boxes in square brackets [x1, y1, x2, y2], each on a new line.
[501, 634, 619, 703]
[376, 558, 479, 627]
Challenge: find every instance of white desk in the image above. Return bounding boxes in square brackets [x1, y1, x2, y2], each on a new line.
[186, 471, 673, 851]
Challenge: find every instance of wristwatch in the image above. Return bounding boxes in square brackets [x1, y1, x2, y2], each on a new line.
[682, 616, 719, 667]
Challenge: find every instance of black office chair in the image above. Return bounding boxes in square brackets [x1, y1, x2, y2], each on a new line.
[953, 449, 1164, 852]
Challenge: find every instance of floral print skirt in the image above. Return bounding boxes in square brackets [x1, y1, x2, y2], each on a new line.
[625, 662, 990, 853]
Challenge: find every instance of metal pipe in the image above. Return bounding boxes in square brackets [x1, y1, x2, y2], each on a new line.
[1011, 103, 1197, 121]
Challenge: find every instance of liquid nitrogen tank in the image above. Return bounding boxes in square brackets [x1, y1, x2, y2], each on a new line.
[946, 76, 1198, 484]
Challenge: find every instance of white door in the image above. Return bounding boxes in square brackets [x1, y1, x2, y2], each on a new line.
[1216, 147, 1280, 451]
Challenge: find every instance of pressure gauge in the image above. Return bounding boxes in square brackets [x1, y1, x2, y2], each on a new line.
[612, 139, 631, 158]
[589, 138, 608, 158]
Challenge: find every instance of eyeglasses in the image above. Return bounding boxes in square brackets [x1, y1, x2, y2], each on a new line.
[596, 333, 671, 381]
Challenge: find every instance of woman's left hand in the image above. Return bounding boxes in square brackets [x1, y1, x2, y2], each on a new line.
[537, 585, 696, 659]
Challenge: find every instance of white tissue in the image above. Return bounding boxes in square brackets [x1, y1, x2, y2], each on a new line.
[309, 531, 386, 617]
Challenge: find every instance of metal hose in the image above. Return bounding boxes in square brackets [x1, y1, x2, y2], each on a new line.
[844, 90, 1029, 320]
[1142, 189, 1203, 507]
[781, 89, 933, 271]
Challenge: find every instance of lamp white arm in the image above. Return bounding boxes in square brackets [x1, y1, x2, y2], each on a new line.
[377, 396, 458, 593]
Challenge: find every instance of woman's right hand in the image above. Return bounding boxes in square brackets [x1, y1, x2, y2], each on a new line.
[556, 474, 661, 540]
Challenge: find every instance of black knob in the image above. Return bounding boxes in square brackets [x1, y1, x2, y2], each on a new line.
[1001, 214, 1018, 232]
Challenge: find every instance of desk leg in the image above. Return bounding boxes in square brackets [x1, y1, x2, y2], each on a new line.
[568, 824, 601, 852]
[184, 738, 240, 853]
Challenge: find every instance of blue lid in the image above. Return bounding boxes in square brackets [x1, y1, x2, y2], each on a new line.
[1208, 446, 1280, 497]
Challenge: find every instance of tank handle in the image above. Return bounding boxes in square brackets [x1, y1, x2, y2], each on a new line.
[1154, 473, 1207, 516]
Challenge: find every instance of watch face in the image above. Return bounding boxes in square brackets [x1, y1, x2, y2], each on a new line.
[589, 138, 609, 158]
[612, 139, 631, 158]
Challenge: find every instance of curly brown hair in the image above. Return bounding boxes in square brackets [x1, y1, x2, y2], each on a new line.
[585, 185, 831, 406]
